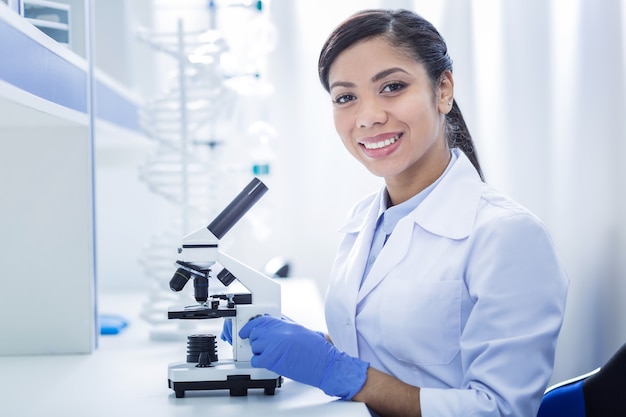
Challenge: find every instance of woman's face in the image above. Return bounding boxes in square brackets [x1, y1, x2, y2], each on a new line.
[327, 36, 453, 190]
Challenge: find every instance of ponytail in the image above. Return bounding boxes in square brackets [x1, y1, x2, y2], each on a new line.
[447, 100, 484, 181]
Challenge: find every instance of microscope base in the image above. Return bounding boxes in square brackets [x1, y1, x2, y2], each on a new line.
[168, 360, 282, 398]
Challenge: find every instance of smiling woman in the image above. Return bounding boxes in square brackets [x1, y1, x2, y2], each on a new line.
[233, 8, 570, 417]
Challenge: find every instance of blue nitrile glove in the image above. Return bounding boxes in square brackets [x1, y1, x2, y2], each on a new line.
[221, 318, 233, 344]
[239, 315, 369, 400]
[221, 315, 297, 345]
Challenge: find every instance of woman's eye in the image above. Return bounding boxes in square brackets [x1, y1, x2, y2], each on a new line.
[381, 82, 406, 93]
[334, 94, 356, 104]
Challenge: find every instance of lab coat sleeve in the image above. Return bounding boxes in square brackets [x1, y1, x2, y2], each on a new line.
[419, 209, 569, 417]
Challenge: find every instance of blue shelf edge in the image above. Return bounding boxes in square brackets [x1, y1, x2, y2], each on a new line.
[0, 17, 141, 133]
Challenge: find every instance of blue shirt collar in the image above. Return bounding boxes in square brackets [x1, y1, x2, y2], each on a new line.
[375, 150, 458, 235]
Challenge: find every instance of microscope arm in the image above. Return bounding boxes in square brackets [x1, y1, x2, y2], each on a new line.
[217, 251, 281, 308]
[217, 251, 281, 361]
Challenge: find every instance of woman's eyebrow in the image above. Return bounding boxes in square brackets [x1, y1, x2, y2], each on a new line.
[372, 67, 409, 83]
[330, 67, 409, 91]
[329, 80, 355, 90]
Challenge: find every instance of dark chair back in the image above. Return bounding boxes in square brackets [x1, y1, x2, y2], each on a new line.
[537, 342, 626, 417]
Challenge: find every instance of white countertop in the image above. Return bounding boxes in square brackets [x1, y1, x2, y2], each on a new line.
[0, 279, 369, 417]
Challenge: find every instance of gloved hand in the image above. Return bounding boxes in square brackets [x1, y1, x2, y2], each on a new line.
[239, 315, 369, 400]
[221, 318, 234, 344]
[221, 315, 296, 345]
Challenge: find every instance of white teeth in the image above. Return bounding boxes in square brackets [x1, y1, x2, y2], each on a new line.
[363, 134, 400, 150]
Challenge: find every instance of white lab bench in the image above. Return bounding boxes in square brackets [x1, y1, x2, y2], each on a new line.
[0, 279, 370, 416]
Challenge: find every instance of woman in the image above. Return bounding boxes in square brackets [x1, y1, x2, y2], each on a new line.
[238, 9, 569, 417]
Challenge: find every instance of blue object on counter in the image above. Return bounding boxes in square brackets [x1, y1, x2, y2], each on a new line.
[99, 314, 128, 335]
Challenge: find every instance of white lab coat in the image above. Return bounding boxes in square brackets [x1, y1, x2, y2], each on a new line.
[325, 150, 569, 417]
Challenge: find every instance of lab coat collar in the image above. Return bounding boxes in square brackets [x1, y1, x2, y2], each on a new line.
[338, 190, 384, 234]
[412, 149, 483, 240]
[338, 149, 483, 240]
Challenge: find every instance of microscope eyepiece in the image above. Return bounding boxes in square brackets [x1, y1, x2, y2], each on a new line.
[170, 267, 192, 292]
[207, 177, 268, 239]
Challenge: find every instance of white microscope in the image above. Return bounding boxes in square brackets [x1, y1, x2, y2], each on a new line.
[166, 177, 282, 398]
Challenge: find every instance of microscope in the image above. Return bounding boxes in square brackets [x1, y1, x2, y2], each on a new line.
[166, 177, 282, 398]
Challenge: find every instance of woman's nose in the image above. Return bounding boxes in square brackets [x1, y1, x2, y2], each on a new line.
[356, 99, 387, 128]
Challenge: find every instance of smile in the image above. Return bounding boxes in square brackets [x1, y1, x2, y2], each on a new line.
[362, 134, 401, 150]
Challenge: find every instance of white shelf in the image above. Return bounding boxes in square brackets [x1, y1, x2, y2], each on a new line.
[0, 0, 144, 357]
[24, 17, 68, 30]
[0, 79, 88, 126]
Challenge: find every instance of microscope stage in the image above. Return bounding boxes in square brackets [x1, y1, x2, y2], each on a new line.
[168, 305, 236, 320]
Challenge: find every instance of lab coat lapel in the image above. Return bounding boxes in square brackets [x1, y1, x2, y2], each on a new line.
[356, 151, 482, 303]
[336, 190, 383, 311]
[357, 216, 412, 302]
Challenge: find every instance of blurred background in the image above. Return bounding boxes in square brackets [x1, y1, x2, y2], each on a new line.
[3, 0, 624, 385]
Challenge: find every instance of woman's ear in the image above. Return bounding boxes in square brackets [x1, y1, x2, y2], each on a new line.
[437, 70, 454, 114]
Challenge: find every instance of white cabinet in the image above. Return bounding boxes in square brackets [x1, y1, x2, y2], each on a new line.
[0, 4, 95, 355]
[0, 2, 141, 355]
